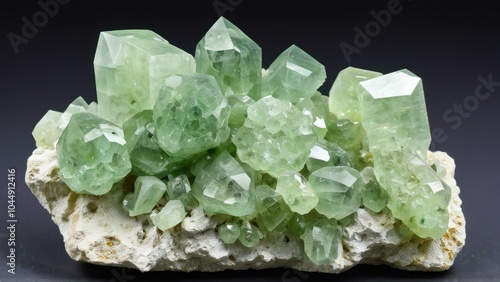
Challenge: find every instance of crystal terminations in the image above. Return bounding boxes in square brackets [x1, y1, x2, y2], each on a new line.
[26, 17, 465, 273]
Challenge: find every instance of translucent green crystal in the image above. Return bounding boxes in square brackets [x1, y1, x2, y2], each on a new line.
[255, 185, 292, 234]
[262, 45, 326, 104]
[276, 172, 318, 215]
[123, 110, 180, 177]
[32, 110, 62, 149]
[324, 118, 365, 153]
[195, 17, 261, 100]
[238, 220, 264, 248]
[165, 174, 198, 211]
[295, 92, 329, 138]
[57, 112, 131, 195]
[233, 96, 317, 177]
[94, 30, 195, 125]
[192, 151, 256, 217]
[301, 218, 341, 265]
[153, 74, 231, 160]
[306, 139, 357, 173]
[360, 167, 387, 213]
[123, 176, 167, 216]
[150, 199, 186, 231]
[218, 222, 241, 244]
[359, 69, 431, 158]
[328, 66, 382, 122]
[374, 148, 451, 239]
[309, 166, 363, 220]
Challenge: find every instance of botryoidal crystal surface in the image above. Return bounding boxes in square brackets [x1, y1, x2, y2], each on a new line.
[26, 17, 465, 273]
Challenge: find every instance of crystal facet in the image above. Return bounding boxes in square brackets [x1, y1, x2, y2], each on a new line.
[276, 172, 318, 215]
[150, 199, 186, 231]
[32, 110, 62, 149]
[301, 218, 342, 265]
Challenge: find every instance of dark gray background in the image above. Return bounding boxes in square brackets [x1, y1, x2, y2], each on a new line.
[1, 0, 499, 281]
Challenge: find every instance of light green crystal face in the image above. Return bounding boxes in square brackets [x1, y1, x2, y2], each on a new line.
[359, 69, 431, 158]
[57, 112, 131, 195]
[58, 97, 90, 131]
[262, 45, 326, 104]
[165, 174, 198, 211]
[151, 199, 186, 231]
[295, 92, 330, 138]
[374, 148, 451, 239]
[94, 30, 195, 125]
[276, 172, 318, 215]
[329, 67, 382, 122]
[195, 17, 261, 100]
[123, 176, 167, 216]
[233, 96, 317, 177]
[32, 110, 62, 149]
[238, 220, 264, 248]
[360, 167, 388, 213]
[309, 166, 363, 220]
[301, 218, 341, 265]
[123, 110, 180, 177]
[192, 151, 256, 217]
[154, 74, 231, 160]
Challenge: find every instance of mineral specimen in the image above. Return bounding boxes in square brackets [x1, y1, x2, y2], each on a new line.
[26, 16, 465, 274]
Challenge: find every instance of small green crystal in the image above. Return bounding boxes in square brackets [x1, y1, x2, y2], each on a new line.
[306, 139, 357, 173]
[276, 172, 318, 215]
[57, 112, 131, 195]
[262, 45, 326, 104]
[195, 17, 261, 100]
[295, 92, 330, 138]
[238, 220, 264, 248]
[32, 110, 62, 149]
[309, 166, 363, 220]
[123, 176, 167, 216]
[301, 218, 341, 265]
[360, 167, 387, 213]
[57, 97, 90, 131]
[165, 174, 198, 211]
[233, 96, 317, 177]
[94, 30, 195, 125]
[324, 118, 365, 153]
[154, 74, 231, 160]
[192, 151, 256, 217]
[151, 199, 186, 231]
[218, 222, 241, 244]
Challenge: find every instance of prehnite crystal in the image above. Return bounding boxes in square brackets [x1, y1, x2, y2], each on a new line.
[31, 17, 456, 268]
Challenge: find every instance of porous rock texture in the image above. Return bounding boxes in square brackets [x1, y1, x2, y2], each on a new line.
[25, 147, 465, 273]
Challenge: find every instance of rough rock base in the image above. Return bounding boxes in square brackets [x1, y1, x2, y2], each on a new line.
[25, 148, 465, 273]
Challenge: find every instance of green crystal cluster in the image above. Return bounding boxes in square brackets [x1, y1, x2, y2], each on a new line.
[31, 17, 452, 266]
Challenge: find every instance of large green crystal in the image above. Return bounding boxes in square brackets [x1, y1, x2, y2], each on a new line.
[276, 172, 318, 215]
[233, 96, 317, 177]
[255, 184, 292, 234]
[374, 148, 451, 239]
[262, 45, 326, 104]
[57, 112, 131, 195]
[195, 17, 261, 100]
[94, 30, 195, 125]
[192, 151, 256, 217]
[359, 69, 431, 158]
[154, 74, 231, 160]
[301, 218, 342, 265]
[151, 199, 186, 231]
